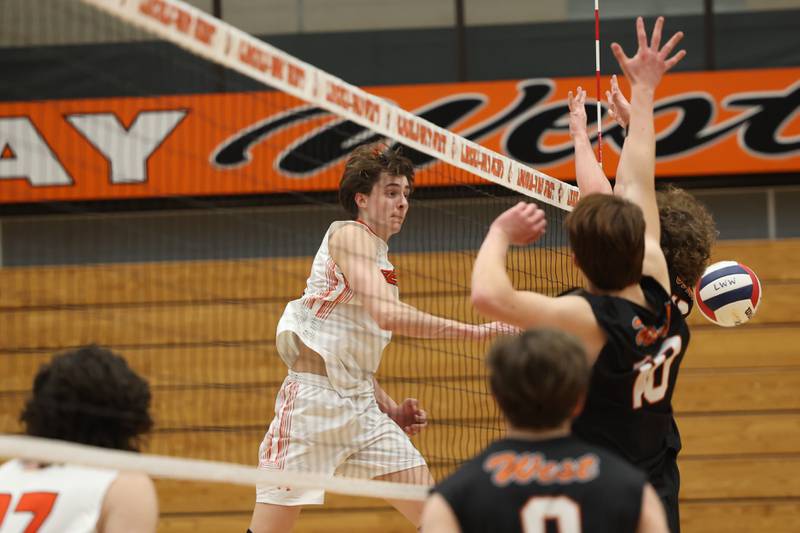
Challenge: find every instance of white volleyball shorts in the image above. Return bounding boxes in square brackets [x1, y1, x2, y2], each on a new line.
[255, 371, 427, 506]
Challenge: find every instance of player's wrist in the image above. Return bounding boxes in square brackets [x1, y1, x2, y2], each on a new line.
[571, 129, 591, 143]
[630, 84, 657, 98]
[487, 224, 512, 245]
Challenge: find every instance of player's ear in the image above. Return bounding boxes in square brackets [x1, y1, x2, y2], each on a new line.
[570, 393, 586, 419]
[355, 192, 368, 209]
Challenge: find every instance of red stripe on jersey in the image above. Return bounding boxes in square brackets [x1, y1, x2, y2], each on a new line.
[308, 258, 339, 312]
[381, 269, 398, 286]
[317, 270, 354, 319]
[318, 286, 353, 319]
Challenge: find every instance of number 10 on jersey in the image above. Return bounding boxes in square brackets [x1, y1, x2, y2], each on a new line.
[632, 336, 682, 409]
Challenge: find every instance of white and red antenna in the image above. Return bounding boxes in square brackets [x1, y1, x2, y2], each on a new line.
[594, 0, 603, 166]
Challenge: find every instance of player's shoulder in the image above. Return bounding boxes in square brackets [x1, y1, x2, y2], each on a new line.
[102, 472, 157, 513]
[328, 220, 381, 252]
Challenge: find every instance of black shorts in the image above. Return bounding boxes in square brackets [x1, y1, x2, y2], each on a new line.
[649, 450, 680, 533]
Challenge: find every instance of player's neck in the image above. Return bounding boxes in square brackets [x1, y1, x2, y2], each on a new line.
[355, 218, 389, 242]
[506, 423, 571, 441]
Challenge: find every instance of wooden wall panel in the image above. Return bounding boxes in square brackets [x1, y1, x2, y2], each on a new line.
[1, 238, 799, 533]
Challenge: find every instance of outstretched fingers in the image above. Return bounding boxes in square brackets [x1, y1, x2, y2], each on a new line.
[660, 29, 684, 57]
[665, 49, 687, 70]
[650, 16, 664, 50]
[568, 86, 586, 111]
[636, 16, 648, 50]
[611, 42, 631, 78]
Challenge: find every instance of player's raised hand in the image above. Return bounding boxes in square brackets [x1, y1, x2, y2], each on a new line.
[606, 74, 631, 129]
[388, 398, 428, 436]
[491, 202, 547, 246]
[611, 16, 685, 91]
[568, 86, 588, 139]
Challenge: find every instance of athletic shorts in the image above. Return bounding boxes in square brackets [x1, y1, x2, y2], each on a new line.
[649, 449, 681, 533]
[255, 371, 427, 506]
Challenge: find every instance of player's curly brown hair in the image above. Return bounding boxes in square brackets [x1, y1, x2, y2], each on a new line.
[21, 345, 153, 451]
[657, 186, 717, 288]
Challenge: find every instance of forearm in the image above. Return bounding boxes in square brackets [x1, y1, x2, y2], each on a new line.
[616, 85, 656, 193]
[615, 84, 660, 237]
[373, 377, 397, 413]
[380, 301, 482, 339]
[573, 132, 612, 196]
[471, 227, 516, 316]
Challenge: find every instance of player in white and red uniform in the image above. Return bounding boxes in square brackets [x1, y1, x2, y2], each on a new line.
[0, 345, 157, 533]
[249, 143, 513, 533]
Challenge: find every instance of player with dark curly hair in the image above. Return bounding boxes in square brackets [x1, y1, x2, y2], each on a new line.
[655, 186, 717, 314]
[0, 345, 158, 533]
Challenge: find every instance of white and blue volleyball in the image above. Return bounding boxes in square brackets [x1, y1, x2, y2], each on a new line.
[694, 261, 762, 327]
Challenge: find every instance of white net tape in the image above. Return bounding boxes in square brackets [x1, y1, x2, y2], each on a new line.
[0, 435, 428, 501]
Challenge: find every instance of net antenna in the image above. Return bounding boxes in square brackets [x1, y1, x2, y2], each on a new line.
[595, 0, 603, 167]
[79, 0, 578, 211]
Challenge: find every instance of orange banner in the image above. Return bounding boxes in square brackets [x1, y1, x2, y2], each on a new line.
[0, 67, 798, 203]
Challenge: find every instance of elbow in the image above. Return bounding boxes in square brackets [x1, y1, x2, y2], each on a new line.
[471, 286, 502, 318]
[375, 315, 395, 331]
[370, 307, 399, 331]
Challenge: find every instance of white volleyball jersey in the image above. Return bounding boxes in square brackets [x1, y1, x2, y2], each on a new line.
[276, 220, 398, 396]
[0, 459, 117, 533]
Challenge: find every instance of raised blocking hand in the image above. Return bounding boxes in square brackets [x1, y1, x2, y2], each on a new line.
[611, 16, 686, 91]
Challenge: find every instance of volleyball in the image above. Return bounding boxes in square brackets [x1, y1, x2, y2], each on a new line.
[694, 261, 762, 327]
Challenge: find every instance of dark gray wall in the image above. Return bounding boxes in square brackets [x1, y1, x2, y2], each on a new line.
[2, 10, 799, 101]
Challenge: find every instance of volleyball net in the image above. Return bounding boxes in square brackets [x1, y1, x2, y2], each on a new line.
[0, 0, 581, 512]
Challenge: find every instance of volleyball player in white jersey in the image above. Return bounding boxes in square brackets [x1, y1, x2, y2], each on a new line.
[249, 143, 512, 533]
[0, 345, 157, 533]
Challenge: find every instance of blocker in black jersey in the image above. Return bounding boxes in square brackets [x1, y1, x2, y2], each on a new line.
[572, 276, 689, 532]
[434, 436, 646, 533]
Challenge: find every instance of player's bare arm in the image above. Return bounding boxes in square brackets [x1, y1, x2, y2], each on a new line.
[568, 86, 612, 196]
[612, 16, 685, 292]
[330, 223, 512, 340]
[636, 483, 670, 533]
[471, 202, 606, 361]
[420, 493, 462, 533]
[373, 377, 428, 436]
[99, 471, 158, 533]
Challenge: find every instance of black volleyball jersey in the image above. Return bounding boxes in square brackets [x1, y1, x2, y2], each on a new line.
[669, 269, 694, 318]
[572, 276, 690, 472]
[434, 436, 646, 533]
